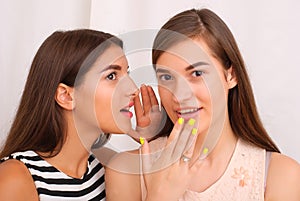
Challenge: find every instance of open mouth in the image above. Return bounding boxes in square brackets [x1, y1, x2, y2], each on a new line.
[120, 101, 134, 118]
[176, 107, 202, 119]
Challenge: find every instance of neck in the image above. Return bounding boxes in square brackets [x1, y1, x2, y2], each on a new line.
[188, 118, 238, 192]
[42, 111, 92, 179]
[205, 125, 237, 162]
[193, 116, 237, 164]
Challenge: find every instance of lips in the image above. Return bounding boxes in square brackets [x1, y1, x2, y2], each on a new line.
[176, 107, 202, 119]
[128, 101, 134, 107]
[120, 101, 134, 118]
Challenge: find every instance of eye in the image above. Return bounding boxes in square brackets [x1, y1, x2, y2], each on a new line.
[191, 70, 203, 77]
[159, 74, 173, 81]
[106, 72, 117, 80]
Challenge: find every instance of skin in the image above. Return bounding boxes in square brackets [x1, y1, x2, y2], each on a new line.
[105, 38, 300, 201]
[105, 37, 237, 200]
[265, 152, 300, 201]
[0, 45, 139, 201]
[74, 45, 138, 148]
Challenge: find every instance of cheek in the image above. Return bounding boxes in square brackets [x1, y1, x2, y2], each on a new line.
[74, 83, 98, 124]
[192, 82, 211, 103]
[158, 86, 173, 104]
[94, 86, 114, 121]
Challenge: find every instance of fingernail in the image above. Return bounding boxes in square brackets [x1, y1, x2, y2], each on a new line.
[202, 147, 209, 154]
[192, 128, 198, 135]
[188, 118, 195, 126]
[178, 117, 184, 125]
[140, 137, 145, 145]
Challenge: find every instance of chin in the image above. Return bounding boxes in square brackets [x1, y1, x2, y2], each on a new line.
[115, 125, 132, 135]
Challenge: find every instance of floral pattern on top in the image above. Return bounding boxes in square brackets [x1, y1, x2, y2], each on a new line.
[232, 166, 251, 187]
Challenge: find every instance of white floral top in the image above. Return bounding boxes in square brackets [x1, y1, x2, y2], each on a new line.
[179, 139, 265, 201]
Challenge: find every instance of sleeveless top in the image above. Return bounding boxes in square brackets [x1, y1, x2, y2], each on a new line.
[179, 139, 266, 200]
[0, 150, 106, 201]
[140, 138, 266, 201]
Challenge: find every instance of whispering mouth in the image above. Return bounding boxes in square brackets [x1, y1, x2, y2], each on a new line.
[120, 108, 130, 112]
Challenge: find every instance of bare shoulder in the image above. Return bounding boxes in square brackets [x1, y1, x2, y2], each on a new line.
[0, 159, 38, 200]
[105, 149, 142, 201]
[106, 148, 140, 173]
[265, 152, 300, 201]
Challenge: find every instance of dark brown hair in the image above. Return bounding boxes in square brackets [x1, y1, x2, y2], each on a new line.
[153, 8, 280, 152]
[0, 29, 123, 158]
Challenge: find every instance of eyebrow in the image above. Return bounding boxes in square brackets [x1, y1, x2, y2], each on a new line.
[156, 61, 209, 73]
[100, 65, 125, 73]
[185, 61, 209, 71]
[155, 68, 170, 74]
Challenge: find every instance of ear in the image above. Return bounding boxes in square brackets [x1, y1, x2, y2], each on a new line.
[226, 67, 237, 89]
[55, 83, 74, 110]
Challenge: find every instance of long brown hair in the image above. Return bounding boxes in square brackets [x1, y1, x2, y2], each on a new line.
[153, 8, 280, 152]
[0, 29, 123, 158]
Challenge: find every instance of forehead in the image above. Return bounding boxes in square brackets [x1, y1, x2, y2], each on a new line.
[92, 45, 127, 70]
[156, 39, 213, 68]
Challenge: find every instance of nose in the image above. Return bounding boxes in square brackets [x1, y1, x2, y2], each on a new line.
[172, 76, 193, 103]
[123, 75, 139, 98]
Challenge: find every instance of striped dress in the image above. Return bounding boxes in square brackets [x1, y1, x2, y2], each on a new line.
[0, 150, 106, 200]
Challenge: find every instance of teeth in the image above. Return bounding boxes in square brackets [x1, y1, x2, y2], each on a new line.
[179, 108, 199, 114]
[120, 106, 130, 112]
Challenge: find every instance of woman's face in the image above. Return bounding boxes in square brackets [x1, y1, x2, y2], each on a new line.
[156, 38, 232, 138]
[74, 45, 138, 138]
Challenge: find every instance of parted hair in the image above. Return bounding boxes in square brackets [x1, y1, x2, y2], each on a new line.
[152, 8, 280, 152]
[0, 29, 122, 158]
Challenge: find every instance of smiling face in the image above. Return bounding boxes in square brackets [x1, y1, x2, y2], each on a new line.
[156, 54, 211, 132]
[74, 45, 138, 144]
[156, 38, 235, 144]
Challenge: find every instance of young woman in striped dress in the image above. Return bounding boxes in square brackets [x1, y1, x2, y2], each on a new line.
[0, 29, 140, 200]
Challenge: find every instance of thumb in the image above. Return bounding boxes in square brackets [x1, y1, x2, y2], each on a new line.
[140, 137, 149, 154]
[140, 137, 152, 174]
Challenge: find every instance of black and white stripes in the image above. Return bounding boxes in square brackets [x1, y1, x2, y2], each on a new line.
[1, 151, 106, 201]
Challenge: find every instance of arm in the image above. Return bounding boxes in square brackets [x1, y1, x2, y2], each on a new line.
[105, 149, 142, 201]
[265, 153, 300, 201]
[0, 159, 38, 201]
[105, 166, 142, 201]
[105, 85, 160, 201]
[105, 85, 158, 201]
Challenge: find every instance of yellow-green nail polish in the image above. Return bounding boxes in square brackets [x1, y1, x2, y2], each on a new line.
[188, 118, 195, 126]
[140, 137, 145, 145]
[178, 117, 184, 125]
[203, 147, 209, 154]
[192, 128, 198, 135]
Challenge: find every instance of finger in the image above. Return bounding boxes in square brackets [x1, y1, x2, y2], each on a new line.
[147, 86, 159, 106]
[141, 84, 151, 114]
[181, 126, 198, 167]
[164, 117, 184, 147]
[140, 137, 150, 155]
[171, 118, 197, 161]
[153, 118, 184, 168]
[140, 137, 152, 174]
[133, 93, 144, 119]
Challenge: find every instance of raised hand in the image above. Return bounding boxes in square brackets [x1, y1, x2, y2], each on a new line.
[140, 118, 199, 201]
[131, 84, 166, 140]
